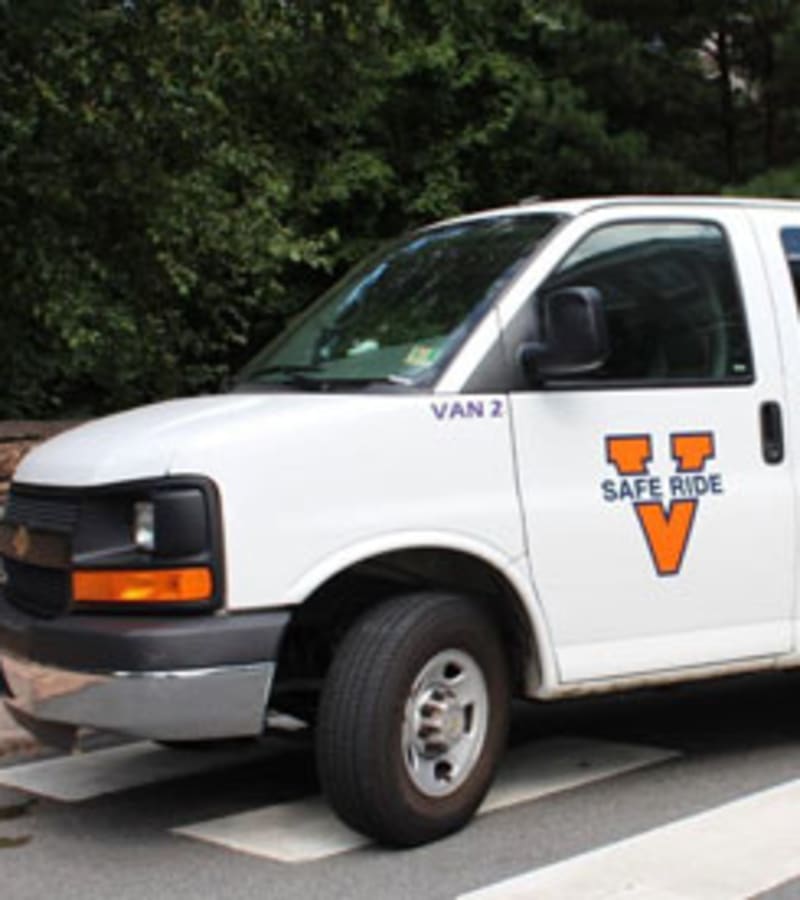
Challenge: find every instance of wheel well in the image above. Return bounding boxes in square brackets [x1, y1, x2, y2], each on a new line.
[272, 548, 538, 718]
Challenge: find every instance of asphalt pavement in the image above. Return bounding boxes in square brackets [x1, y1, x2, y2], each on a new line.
[1, 671, 800, 899]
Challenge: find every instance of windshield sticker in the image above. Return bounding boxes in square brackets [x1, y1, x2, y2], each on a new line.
[431, 399, 504, 421]
[405, 344, 440, 368]
[602, 432, 722, 576]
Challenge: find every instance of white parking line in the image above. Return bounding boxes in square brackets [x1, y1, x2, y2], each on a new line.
[174, 737, 678, 863]
[459, 777, 800, 900]
[176, 796, 365, 863]
[0, 741, 276, 802]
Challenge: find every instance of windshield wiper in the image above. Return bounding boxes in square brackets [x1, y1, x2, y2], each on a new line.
[242, 364, 329, 389]
[311, 375, 414, 387]
[240, 365, 417, 392]
[247, 364, 324, 378]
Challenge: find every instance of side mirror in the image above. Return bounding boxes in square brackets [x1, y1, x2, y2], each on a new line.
[519, 286, 609, 381]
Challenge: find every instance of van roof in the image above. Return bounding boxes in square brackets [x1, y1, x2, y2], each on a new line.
[525, 195, 800, 214]
[436, 195, 800, 228]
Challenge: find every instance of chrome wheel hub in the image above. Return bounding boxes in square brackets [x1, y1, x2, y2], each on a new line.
[402, 649, 488, 797]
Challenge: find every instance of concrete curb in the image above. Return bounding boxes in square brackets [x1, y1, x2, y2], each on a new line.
[0, 702, 40, 761]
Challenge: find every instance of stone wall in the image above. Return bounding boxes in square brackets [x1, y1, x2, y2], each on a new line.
[0, 422, 82, 502]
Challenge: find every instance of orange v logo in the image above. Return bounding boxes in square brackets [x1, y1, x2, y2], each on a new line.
[605, 432, 716, 577]
[634, 501, 697, 576]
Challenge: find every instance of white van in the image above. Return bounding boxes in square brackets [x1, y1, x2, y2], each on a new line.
[2, 196, 800, 845]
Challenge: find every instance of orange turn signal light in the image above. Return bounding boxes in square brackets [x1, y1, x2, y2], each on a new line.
[73, 567, 213, 604]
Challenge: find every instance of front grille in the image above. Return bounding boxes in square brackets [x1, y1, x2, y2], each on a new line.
[5, 489, 80, 534]
[3, 485, 77, 618]
[4, 557, 71, 618]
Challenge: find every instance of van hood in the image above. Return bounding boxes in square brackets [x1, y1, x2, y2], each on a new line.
[15, 393, 387, 488]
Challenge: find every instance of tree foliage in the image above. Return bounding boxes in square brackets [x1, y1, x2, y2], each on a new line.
[2, 0, 800, 416]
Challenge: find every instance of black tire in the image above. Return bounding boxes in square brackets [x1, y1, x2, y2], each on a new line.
[315, 592, 510, 847]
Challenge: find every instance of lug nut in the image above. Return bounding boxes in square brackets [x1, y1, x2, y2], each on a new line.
[424, 741, 447, 756]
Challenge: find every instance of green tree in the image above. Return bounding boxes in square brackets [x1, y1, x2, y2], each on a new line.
[4, 0, 800, 417]
[1, 1, 328, 415]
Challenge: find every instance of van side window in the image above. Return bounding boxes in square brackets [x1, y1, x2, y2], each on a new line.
[539, 221, 753, 383]
[780, 228, 800, 308]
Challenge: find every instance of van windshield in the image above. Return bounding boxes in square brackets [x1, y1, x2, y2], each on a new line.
[237, 213, 561, 390]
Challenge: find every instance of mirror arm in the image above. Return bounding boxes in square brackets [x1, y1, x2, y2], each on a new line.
[517, 342, 549, 386]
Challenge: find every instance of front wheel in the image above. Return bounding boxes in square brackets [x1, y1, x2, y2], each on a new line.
[315, 592, 510, 846]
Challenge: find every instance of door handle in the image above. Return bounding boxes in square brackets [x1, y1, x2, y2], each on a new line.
[760, 401, 784, 465]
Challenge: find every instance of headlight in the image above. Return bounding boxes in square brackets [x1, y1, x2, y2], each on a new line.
[70, 479, 221, 611]
[133, 501, 156, 552]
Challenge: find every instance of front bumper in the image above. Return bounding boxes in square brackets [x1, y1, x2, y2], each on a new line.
[2, 655, 275, 742]
[0, 589, 290, 743]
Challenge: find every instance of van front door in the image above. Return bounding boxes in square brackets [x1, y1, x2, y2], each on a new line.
[505, 209, 794, 683]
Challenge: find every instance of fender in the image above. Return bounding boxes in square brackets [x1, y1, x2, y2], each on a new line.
[282, 529, 559, 695]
